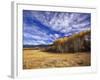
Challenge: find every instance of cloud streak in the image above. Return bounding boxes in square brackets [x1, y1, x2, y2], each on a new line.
[23, 10, 91, 45]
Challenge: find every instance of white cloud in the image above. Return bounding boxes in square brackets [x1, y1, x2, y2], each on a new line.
[31, 12, 90, 34]
[54, 34, 59, 38]
[24, 11, 90, 45]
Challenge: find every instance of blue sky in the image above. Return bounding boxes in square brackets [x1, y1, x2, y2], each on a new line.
[23, 10, 91, 45]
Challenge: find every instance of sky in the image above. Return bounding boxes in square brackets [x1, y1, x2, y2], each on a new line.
[23, 10, 91, 45]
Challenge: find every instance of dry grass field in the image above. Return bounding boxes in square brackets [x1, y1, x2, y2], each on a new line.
[23, 48, 91, 69]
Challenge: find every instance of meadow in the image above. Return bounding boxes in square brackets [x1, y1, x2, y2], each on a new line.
[23, 30, 91, 69]
[23, 48, 90, 69]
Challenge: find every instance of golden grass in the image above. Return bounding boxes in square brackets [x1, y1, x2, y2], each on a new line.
[23, 49, 90, 69]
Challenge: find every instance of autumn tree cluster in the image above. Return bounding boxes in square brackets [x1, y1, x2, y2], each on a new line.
[46, 30, 90, 53]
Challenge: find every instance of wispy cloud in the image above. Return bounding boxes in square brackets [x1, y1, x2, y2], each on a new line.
[23, 10, 91, 45]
